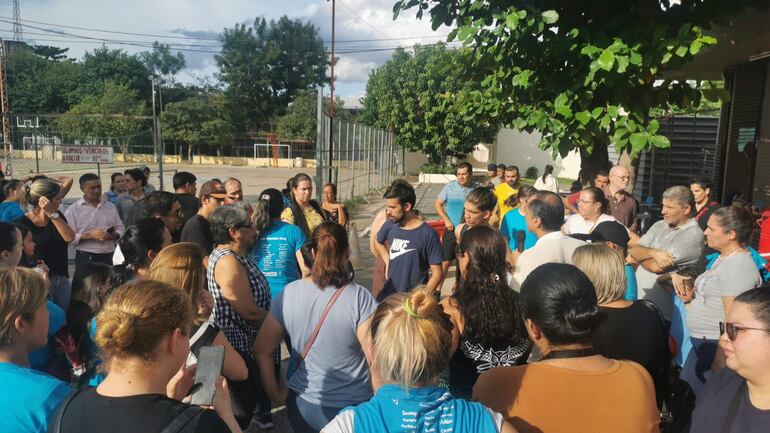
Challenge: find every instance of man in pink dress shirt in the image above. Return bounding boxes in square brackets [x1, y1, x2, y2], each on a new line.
[65, 173, 124, 268]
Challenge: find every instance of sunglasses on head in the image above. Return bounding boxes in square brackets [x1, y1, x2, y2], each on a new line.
[719, 321, 770, 341]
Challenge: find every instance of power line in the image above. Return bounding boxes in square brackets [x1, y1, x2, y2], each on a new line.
[0, 14, 449, 45]
[336, 0, 394, 40]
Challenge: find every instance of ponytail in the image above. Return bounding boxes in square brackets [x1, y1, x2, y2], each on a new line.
[252, 188, 283, 239]
[18, 178, 60, 209]
[310, 222, 350, 289]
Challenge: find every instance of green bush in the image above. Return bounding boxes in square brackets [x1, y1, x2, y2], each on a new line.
[420, 163, 455, 174]
[525, 166, 539, 179]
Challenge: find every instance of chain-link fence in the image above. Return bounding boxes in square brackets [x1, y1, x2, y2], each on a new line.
[1, 113, 161, 194]
[316, 113, 403, 203]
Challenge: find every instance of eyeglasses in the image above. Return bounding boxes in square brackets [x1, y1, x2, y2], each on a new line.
[719, 321, 770, 341]
[233, 221, 253, 230]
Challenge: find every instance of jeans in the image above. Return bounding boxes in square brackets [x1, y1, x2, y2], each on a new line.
[680, 337, 719, 398]
[48, 274, 72, 310]
[286, 391, 344, 433]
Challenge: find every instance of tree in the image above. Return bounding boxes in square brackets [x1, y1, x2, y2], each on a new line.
[81, 47, 153, 103]
[5, 46, 85, 113]
[161, 94, 235, 158]
[140, 42, 186, 84]
[361, 44, 498, 164]
[393, 0, 766, 179]
[31, 45, 70, 62]
[275, 90, 349, 142]
[56, 81, 148, 154]
[216, 16, 328, 131]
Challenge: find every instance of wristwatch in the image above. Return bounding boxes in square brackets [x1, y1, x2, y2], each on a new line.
[48, 211, 60, 220]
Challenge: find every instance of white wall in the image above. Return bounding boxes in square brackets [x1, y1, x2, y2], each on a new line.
[493, 128, 581, 179]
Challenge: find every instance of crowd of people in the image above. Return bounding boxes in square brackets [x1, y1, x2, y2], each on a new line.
[0, 160, 768, 433]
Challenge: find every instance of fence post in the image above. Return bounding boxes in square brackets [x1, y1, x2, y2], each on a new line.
[33, 133, 39, 174]
[351, 122, 357, 199]
[315, 87, 324, 203]
[366, 126, 372, 193]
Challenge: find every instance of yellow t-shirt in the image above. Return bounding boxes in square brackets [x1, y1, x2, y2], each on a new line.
[281, 205, 324, 234]
[473, 361, 659, 433]
[494, 183, 519, 221]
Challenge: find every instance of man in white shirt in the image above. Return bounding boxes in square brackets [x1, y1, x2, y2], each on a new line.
[510, 190, 586, 290]
[65, 173, 124, 269]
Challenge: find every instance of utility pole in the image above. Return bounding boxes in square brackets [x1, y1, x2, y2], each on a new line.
[149, 76, 164, 190]
[0, 40, 11, 177]
[327, 0, 336, 184]
[12, 0, 23, 42]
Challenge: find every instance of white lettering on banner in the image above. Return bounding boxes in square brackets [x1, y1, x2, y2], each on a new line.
[61, 146, 114, 164]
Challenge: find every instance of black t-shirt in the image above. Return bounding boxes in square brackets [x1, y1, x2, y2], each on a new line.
[592, 301, 669, 404]
[54, 387, 229, 433]
[14, 214, 70, 277]
[181, 215, 214, 255]
[177, 194, 201, 226]
[691, 368, 770, 433]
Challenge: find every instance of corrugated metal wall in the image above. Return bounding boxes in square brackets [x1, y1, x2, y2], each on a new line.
[634, 116, 719, 202]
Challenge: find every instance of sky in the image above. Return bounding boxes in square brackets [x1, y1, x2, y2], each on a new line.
[0, 0, 453, 105]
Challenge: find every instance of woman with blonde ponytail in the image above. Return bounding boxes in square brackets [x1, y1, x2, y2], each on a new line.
[51, 280, 241, 433]
[321, 288, 517, 433]
[14, 178, 75, 309]
[253, 222, 377, 433]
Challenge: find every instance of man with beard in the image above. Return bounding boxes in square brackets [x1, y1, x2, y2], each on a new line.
[375, 180, 443, 301]
[492, 165, 522, 226]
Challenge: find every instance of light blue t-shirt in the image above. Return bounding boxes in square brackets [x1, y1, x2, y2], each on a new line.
[438, 181, 477, 227]
[0, 201, 24, 222]
[272, 280, 377, 407]
[251, 221, 307, 299]
[624, 264, 638, 301]
[324, 385, 502, 433]
[0, 362, 71, 433]
[500, 208, 537, 252]
[29, 301, 67, 370]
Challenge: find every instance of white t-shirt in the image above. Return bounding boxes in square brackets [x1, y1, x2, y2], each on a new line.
[562, 213, 618, 235]
[533, 174, 559, 193]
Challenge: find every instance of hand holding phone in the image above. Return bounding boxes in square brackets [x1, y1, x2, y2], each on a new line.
[190, 346, 225, 406]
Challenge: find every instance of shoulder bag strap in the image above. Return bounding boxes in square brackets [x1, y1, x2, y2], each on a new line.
[292, 286, 348, 375]
[161, 405, 205, 433]
[52, 386, 90, 433]
[719, 381, 747, 433]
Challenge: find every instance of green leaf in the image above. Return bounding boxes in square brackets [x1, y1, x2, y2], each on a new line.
[542, 10, 559, 24]
[629, 52, 643, 65]
[505, 13, 519, 30]
[649, 134, 671, 148]
[648, 119, 660, 134]
[701, 36, 717, 45]
[600, 115, 611, 129]
[457, 26, 477, 42]
[616, 56, 629, 73]
[675, 46, 688, 57]
[591, 107, 603, 118]
[702, 88, 731, 103]
[629, 132, 648, 151]
[662, 52, 672, 64]
[607, 105, 619, 118]
[575, 110, 591, 125]
[581, 45, 601, 56]
[555, 93, 569, 108]
[597, 49, 615, 71]
[689, 40, 703, 55]
[447, 28, 459, 42]
[555, 105, 572, 117]
[568, 28, 579, 38]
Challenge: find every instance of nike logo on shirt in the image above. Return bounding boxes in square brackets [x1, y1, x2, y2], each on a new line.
[390, 238, 416, 260]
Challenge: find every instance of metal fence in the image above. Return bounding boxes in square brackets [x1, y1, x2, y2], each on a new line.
[315, 110, 403, 203]
[1, 113, 162, 191]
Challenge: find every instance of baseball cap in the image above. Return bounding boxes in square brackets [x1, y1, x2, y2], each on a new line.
[199, 180, 227, 199]
[570, 220, 630, 255]
[487, 163, 498, 171]
[138, 165, 150, 172]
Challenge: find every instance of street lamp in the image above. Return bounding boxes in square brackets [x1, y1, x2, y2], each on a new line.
[149, 75, 165, 190]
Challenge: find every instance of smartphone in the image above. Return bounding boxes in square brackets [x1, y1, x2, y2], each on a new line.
[189, 346, 225, 406]
[107, 227, 116, 234]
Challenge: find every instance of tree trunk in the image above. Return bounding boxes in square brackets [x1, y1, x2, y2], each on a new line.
[579, 139, 612, 186]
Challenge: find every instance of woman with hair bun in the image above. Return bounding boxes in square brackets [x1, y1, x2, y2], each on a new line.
[473, 263, 659, 433]
[562, 186, 616, 235]
[52, 280, 240, 433]
[322, 288, 516, 433]
[253, 221, 377, 433]
[14, 178, 75, 309]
